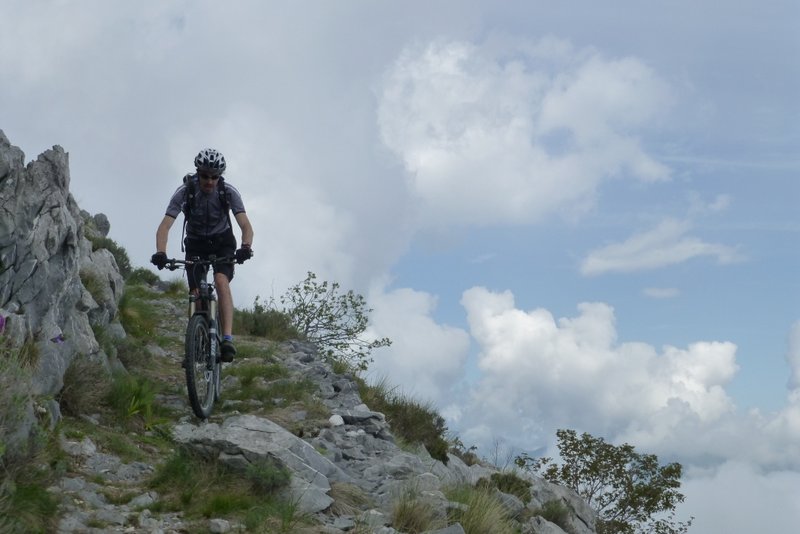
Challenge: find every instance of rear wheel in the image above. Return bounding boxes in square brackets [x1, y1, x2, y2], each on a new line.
[185, 314, 215, 419]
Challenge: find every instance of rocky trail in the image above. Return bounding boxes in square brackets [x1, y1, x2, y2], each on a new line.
[47, 284, 595, 534]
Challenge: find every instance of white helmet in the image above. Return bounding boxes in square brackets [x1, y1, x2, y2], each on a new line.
[194, 148, 226, 175]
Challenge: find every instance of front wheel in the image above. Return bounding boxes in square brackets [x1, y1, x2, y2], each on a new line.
[185, 314, 215, 419]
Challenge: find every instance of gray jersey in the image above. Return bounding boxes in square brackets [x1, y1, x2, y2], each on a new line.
[165, 175, 246, 239]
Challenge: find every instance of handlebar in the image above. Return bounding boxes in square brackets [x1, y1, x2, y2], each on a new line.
[163, 256, 237, 271]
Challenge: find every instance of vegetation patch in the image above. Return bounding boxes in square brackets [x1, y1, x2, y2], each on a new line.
[234, 296, 300, 341]
[444, 484, 517, 534]
[476, 471, 532, 505]
[357, 377, 449, 463]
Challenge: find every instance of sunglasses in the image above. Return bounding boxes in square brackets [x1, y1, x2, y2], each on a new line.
[199, 172, 220, 181]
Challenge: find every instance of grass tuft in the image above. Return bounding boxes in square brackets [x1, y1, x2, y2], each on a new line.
[358, 376, 449, 464]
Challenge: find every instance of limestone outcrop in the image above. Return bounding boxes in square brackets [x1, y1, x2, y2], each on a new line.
[0, 130, 124, 447]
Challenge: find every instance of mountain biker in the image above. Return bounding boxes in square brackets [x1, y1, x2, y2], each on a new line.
[150, 148, 254, 361]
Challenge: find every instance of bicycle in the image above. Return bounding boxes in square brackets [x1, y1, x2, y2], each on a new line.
[164, 255, 236, 419]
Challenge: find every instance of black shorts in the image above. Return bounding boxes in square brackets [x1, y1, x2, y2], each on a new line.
[183, 230, 237, 290]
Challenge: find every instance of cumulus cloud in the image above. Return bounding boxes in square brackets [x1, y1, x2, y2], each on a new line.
[581, 218, 743, 275]
[680, 462, 800, 533]
[457, 286, 738, 446]
[365, 283, 471, 406]
[444, 287, 800, 473]
[377, 37, 672, 227]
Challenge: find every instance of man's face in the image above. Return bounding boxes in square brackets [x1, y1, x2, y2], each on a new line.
[198, 170, 220, 193]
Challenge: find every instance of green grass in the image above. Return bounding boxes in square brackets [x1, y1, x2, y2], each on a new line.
[477, 471, 533, 505]
[391, 483, 446, 533]
[234, 296, 301, 341]
[227, 361, 290, 387]
[444, 484, 517, 534]
[148, 447, 298, 529]
[105, 373, 167, 430]
[119, 286, 160, 338]
[357, 377, 449, 463]
[0, 428, 67, 533]
[58, 354, 112, 417]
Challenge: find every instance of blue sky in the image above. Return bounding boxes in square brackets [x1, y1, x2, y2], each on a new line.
[2, 1, 799, 531]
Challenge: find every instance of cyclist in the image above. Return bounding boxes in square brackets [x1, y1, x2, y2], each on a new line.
[151, 148, 254, 361]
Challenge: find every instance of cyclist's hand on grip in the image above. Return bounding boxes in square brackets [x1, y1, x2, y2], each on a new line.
[151, 251, 168, 270]
[235, 244, 253, 264]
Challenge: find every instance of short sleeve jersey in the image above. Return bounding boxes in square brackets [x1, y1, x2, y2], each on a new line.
[165, 175, 246, 239]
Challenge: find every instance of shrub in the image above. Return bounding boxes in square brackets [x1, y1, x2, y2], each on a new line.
[58, 355, 111, 416]
[245, 458, 291, 494]
[106, 373, 160, 429]
[516, 429, 693, 534]
[127, 267, 160, 286]
[391, 484, 444, 533]
[445, 484, 516, 534]
[280, 272, 391, 370]
[118, 287, 159, 339]
[476, 471, 532, 505]
[535, 499, 572, 531]
[358, 377, 449, 464]
[234, 296, 300, 340]
[0, 343, 35, 463]
[87, 235, 132, 279]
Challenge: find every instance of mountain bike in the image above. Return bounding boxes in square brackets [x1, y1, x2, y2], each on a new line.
[164, 256, 235, 419]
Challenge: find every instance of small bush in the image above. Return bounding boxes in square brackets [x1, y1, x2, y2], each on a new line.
[87, 235, 132, 279]
[58, 355, 111, 416]
[80, 269, 106, 303]
[106, 373, 160, 429]
[150, 448, 298, 527]
[477, 471, 532, 505]
[234, 296, 300, 340]
[0, 343, 35, 463]
[536, 499, 572, 531]
[445, 484, 516, 534]
[127, 268, 160, 286]
[119, 287, 159, 338]
[358, 377, 449, 464]
[246, 458, 291, 494]
[391, 484, 445, 533]
[0, 428, 64, 532]
[329, 482, 372, 516]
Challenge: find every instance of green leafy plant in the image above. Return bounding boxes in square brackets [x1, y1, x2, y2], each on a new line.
[516, 429, 693, 534]
[280, 272, 391, 371]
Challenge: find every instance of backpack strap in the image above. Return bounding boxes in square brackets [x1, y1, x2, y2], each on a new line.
[180, 174, 233, 252]
[180, 174, 195, 252]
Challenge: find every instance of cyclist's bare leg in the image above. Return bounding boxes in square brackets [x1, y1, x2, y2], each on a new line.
[215, 272, 234, 337]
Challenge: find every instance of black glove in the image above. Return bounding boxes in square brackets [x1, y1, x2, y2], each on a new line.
[151, 251, 168, 270]
[235, 244, 253, 264]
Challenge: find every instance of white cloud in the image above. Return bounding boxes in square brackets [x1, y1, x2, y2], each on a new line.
[377, 38, 672, 227]
[581, 218, 742, 275]
[447, 287, 800, 475]
[458, 286, 738, 446]
[365, 283, 471, 406]
[681, 462, 800, 533]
